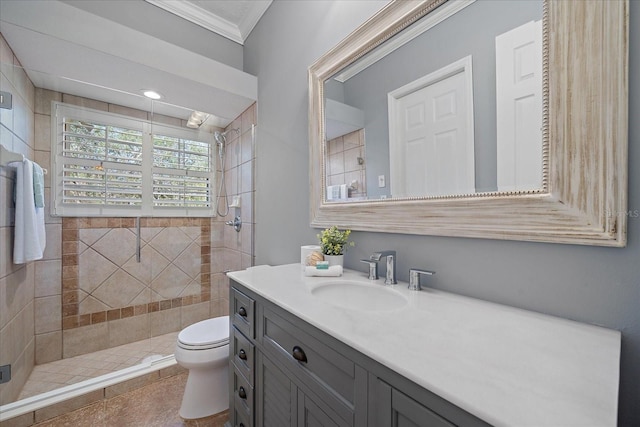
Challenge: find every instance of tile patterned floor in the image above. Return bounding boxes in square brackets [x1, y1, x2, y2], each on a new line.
[32, 372, 228, 427]
[19, 332, 179, 400]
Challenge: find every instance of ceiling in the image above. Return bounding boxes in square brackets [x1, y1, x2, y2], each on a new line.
[0, 0, 271, 126]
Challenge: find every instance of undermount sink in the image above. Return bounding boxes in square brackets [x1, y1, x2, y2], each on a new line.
[311, 280, 408, 312]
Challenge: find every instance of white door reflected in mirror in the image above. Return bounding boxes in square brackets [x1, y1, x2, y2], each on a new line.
[389, 56, 475, 197]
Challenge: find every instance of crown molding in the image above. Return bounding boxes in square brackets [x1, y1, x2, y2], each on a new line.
[145, 0, 271, 45]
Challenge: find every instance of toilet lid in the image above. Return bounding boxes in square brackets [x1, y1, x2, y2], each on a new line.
[178, 316, 229, 349]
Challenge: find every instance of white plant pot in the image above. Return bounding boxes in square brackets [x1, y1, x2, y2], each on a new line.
[324, 254, 344, 267]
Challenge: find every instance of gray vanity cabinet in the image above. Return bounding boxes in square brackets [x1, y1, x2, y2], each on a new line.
[368, 376, 455, 427]
[229, 281, 489, 427]
[256, 350, 348, 427]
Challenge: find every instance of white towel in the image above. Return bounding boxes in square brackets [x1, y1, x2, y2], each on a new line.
[12, 160, 46, 264]
[303, 265, 343, 277]
[32, 162, 45, 208]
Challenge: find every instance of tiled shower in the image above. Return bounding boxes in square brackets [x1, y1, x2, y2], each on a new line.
[0, 33, 256, 409]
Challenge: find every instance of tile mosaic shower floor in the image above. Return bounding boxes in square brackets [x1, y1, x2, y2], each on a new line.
[19, 332, 179, 400]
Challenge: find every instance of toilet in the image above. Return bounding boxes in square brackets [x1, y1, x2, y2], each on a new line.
[174, 316, 230, 419]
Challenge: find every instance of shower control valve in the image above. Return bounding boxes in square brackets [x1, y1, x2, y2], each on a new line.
[225, 216, 242, 232]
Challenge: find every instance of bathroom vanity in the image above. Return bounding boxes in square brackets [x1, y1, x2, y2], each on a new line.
[227, 264, 620, 426]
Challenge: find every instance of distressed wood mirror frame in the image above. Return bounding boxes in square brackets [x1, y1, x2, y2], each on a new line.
[309, 0, 628, 246]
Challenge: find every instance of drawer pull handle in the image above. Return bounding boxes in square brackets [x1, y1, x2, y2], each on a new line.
[238, 386, 247, 399]
[238, 306, 247, 317]
[239, 349, 247, 360]
[292, 346, 307, 363]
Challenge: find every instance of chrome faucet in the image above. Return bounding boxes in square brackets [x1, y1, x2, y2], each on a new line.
[408, 268, 435, 291]
[370, 251, 397, 285]
[360, 259, 378, 280]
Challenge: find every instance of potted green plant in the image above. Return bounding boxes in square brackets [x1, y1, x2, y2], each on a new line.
[317, 226, 354, 266]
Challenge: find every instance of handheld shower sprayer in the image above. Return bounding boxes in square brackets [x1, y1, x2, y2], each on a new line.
[214, 128, 240, 217]
[213, 128, 240, 156]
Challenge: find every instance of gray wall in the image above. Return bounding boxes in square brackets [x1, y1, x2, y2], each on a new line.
[342, 0, 542, 196]
[63, 0, 244, 70]
[244, 1, 640, 425]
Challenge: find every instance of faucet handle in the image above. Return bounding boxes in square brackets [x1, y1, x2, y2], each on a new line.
[360, 259, 378, 280]
[408, 268, 435, 291]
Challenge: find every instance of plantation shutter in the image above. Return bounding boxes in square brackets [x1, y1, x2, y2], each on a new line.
[61, 118, 144, 206]
[152, 134, 212, 207]
[52, 103, 214, 217]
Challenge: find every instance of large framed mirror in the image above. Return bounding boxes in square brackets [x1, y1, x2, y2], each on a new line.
[309, 0, 628, 246]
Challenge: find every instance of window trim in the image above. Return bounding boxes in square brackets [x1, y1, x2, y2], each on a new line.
[51, 102, 216, 217]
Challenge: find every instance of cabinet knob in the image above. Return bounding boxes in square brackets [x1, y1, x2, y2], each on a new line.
[238, 386, 247, 399]
[239, 349, 247, 360]
[238, 306, 247, 317]
[239, 424, 245, 427]
[292, 346, 307, 363]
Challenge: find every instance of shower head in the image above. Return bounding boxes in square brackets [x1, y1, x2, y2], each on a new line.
[214, 131, 226, 146]
[214, 128, 240, 146]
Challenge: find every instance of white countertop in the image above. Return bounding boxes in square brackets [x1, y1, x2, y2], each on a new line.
[227, 263, 621, 427]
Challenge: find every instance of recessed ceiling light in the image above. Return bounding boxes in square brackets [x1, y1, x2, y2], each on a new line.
[142, 90, 163, 100]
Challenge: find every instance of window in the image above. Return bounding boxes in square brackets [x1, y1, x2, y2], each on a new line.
[52, 102, 215, 217]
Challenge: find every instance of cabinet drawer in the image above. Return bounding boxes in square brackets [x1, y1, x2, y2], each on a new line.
[233, 366, 254, 425]
[261, 307, 356, 421]
[233, 405, 252, 427]
[232, 326, 255, 385]
[232, 288, 255, 339]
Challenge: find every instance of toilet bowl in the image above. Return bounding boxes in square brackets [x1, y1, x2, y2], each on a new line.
[174, 315, 230, 419]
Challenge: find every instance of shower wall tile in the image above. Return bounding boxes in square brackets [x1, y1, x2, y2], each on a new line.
[240, 161, 252, 194]
[149, 307, 180, 337]
[34, 295, 60, 334]
[325, 129, 367, 199]
[150, 227, 191, 260]
[63, 323, 108, 358]
[108, 315, 149, 348]
[151, 265, 190, 300]
[241, 103, 256, 136]
[34, 113, 50, 152]
[240, 128, 253, 164]
[240, 223, 252, 256]
[34, 259, 61, 297]
[92, 228, 136, 265]
[229, 113, 243, 133]
[61, 94, 108, 112]
[35, 331, 62, 364]
[240, 191, 253, 224]
[79, 249, 118, 294]
[174, 242, 201, 279]
[41, 224, 61, 261]
[181, 302, 210, 328]
[224, 224, 240, 251]
[223, 250, 241, 274]
[35, 88, 61, 116]
[211, 248, 225, 273]
[0, 268, 30, 328]
[241, 253, 253, 270]
[216, 298, 230, 317]
[93, 270, 146, 308]
[108, 104, 148, 121]
[0, 338, 34, 407]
